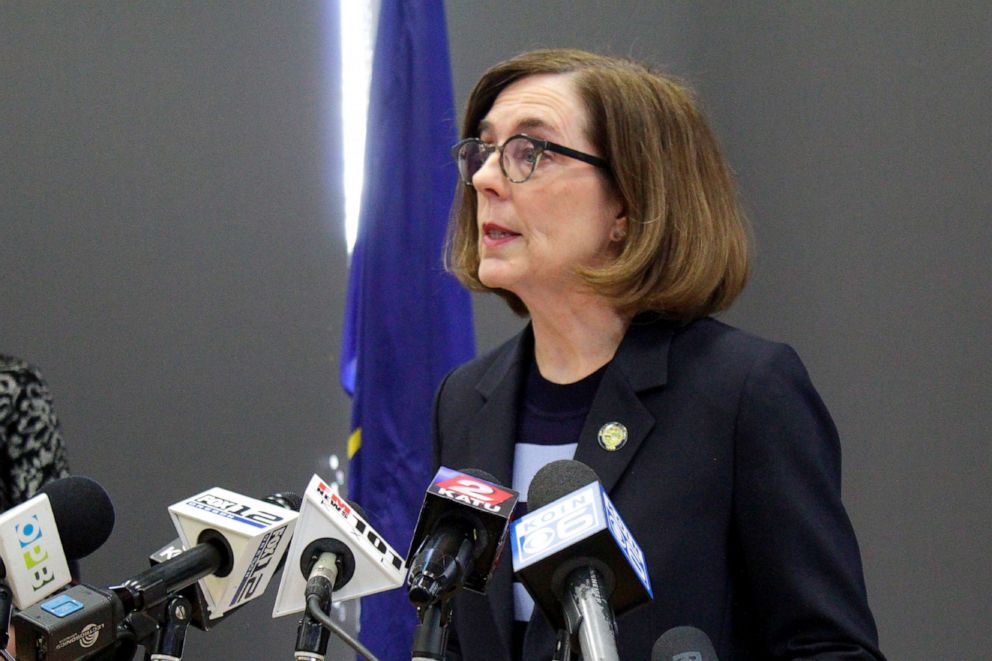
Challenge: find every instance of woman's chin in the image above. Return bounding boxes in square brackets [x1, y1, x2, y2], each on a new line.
[478, 264, 518, 292]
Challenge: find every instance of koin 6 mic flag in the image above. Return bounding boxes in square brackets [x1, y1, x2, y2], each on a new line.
[272, 474, 406, 617]
[168, 487, 298, 618]
[511, 480, 653, 631]
[0, 493, 70, 609]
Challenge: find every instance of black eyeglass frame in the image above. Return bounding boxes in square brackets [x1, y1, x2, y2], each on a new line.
[451, 133, 610, 186]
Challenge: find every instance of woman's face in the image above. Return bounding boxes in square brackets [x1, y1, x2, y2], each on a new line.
[472, 73, 623, 305]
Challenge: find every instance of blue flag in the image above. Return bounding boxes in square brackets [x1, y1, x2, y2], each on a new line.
[340, 1, 475, 657]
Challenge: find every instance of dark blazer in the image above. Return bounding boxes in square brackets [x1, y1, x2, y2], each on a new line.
[432, 316, 883, 660]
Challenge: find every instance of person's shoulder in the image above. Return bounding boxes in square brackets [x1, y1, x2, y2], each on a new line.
[0, 354, 51, 408]
[669, 316, 803, 377]
[1, 353, 33, 375]
[0, 353, 51, 386]
[675, 317, 782, 353]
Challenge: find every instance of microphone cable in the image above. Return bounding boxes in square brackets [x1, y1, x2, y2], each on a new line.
[304, 593, 380, 661]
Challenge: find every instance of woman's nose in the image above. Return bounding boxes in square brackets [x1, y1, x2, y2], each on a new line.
[471, 149, 507, 197]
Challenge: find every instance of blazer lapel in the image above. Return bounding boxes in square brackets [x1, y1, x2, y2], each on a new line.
[467, 326, 531, 486]
[573, 319, 673, 492]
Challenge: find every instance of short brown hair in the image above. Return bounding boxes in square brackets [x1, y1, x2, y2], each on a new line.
[446, 49, 750, 321]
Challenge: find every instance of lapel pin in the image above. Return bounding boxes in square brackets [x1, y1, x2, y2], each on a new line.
[597, 422, 628, 452]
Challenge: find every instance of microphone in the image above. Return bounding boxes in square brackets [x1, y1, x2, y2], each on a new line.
[0, 476, 114, 656]
[147, 491, 303, 633]
[147, 491, 303, 631]
[406, 467, 519, 606]
[651, 626, 719, 661]
[0, 476, 115, 609]
[272, 474, 404, 661]
[166, 486, 299, 618]
[12, 487, 298, 660]
[406, 467, 519, 661]
[510, 460, 652, 661]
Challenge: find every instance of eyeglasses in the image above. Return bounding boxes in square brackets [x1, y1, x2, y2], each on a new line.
[451, 133, 609, 186]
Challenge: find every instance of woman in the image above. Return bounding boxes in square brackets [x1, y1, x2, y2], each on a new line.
[432, 50, 883, 659]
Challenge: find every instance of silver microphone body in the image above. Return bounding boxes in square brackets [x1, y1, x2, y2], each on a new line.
[562, 565, 620, 661]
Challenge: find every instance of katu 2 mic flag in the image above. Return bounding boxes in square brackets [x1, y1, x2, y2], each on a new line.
[339, 1, 474, 657]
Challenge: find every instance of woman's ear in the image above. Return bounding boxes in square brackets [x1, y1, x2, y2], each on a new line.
[610, 216, 628, 243]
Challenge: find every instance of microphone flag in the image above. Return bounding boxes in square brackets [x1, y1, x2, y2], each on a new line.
[168, 487, 298, 618]
[272, 474, 406, 617]
[408, 467, 519, 596]
[339, 1, 474, 658]
[511, 480, 653, 630]
[0, 494, 71, 609]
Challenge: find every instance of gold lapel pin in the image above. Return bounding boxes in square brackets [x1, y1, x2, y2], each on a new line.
[597, 422, 628, 452]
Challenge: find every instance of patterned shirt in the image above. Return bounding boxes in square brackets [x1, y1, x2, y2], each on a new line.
[0, 355, 70, 512]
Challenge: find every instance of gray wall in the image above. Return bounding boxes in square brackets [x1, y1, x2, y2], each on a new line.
[2, 2, 988, 659]
[1, 2, 349, 656]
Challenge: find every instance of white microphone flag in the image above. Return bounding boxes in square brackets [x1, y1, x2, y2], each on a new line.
[168, 487, 298, 618]
[272, 474, 406, 618]
[0, 494, 72, 609]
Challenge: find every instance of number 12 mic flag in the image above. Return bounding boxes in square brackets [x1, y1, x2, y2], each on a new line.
[339, 1, 474, 658]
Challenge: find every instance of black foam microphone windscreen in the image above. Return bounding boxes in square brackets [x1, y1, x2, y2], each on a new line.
[651, 625, 719, 661]
[527, 459, 599, 510]
[39, 475, 115, 559]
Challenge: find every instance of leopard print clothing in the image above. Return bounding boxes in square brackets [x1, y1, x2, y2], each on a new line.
[0, 355, 70, 512]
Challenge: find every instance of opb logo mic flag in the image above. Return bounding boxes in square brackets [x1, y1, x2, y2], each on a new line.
[168, 487, 298, 618]
[511, 481, 652, 629]
[339, 1, 474, 658]
[272, 475, 406, 617]
[0, 493, 71, 609]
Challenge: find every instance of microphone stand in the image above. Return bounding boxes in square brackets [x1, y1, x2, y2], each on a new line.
[294, 575, 332, 661]
[146, 594, 192, 661]
[411, 598, 453, 661]
[552, 628, 576, 661]
[552, 575, 583, 661]
[296, 553, 380, 661]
